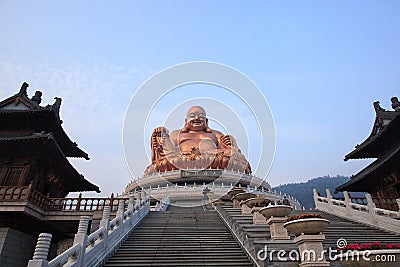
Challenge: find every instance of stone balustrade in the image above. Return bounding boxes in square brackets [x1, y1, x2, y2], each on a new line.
[125, 169, 273, 192]
[314, 188, 400, 233]
[153, 194, 170, 211]
[27, 192, 150, 267]
[129, 182, 301, 210]
[0, 184, 129, 212]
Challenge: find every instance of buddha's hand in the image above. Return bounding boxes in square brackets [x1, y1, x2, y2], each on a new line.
[153, 126, 169, 138]
[220, 135, 234, 148]
[151, 127, 168, 144]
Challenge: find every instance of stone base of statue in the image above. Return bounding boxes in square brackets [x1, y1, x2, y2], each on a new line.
[266, 217, 290, 240]
[293, 234, 330, 267]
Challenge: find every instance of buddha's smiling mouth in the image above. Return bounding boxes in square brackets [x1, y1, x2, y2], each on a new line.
[191, 120, 202, 126]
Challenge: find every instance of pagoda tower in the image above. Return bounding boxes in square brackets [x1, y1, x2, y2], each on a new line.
[0, 82, 99, 266]
[336, 96, 400, 210]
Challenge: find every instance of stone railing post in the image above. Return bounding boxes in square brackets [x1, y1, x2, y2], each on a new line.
[366, 194, 377, 223]
[27, 233, 52, 267]
[116, 200, 125, 220]
[343, 191, 352, 215]
[100, 206, 111, 228]
[99, 206, 110, 248]
[127, 193, 135, 211]
[141, 190, 146, 205]
[396, 198, 400, 211]
[326, 188, 333, 211]
[74, 216, 89, 266]
[312, 189, 319, 209]
[135, 191, 141, 209]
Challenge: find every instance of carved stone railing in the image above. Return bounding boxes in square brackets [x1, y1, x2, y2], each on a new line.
[142, 183, 302, 210]
[153, 194, 170, 211]
[27, 191, 150, 267]
[314, 188, 400, 233]
[125, 169, 272, 192]
[337, 195, 399, 211]
[0, 184, 129, 212]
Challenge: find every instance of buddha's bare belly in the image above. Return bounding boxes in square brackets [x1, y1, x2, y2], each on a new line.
[178, 139, 218, 153]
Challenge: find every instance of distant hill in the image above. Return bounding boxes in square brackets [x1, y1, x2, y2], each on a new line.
[272, 175, 356, 210]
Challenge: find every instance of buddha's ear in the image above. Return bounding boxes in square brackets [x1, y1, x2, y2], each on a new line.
[181, 124, 189, 133]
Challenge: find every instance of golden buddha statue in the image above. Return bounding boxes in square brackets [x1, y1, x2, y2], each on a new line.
[144, 106, 251, 175]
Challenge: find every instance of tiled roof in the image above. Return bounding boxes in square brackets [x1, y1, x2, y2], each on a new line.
[337, 142, 400, 192]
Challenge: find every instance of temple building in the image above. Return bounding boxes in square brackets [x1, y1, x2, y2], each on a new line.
[336, 96, 400, 210]
[3, 83, 399, 267]
[0, 83, 99, 266]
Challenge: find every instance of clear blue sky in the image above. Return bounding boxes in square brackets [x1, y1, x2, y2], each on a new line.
[0, 1, 399, 196]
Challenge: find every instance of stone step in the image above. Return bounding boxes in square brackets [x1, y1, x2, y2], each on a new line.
[105, 262, 253, 267]
[219, 201, 400, 266]
[104, 208, 253, 266]
[107, 255, 250, 260]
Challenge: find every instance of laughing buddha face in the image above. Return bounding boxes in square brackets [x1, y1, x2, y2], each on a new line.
[185, 106, 208, 132]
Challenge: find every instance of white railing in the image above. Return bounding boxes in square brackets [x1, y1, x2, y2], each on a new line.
[27, 191, 150, 267]
[153, 194, 170, 211]
[314, 188, 400, 233]
[125, 169, 272, 192]
[143, 183, 301, 210]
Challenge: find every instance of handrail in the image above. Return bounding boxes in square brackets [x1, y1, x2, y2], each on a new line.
[126, 169, 272, 191]
[314, 188, 400, 233]
[27, 191, 151, 267]
[0, 186, 30, 200]
[142, 183, 302, 210]
[153, 194, 170, 211]
[336, 195, 399, 211]
[0, 185, 129, 212]
[48, 243, 81, 267]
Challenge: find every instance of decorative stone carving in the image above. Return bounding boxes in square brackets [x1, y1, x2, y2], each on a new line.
[266, 217, 290, 240]
[293, 234, 330, 267]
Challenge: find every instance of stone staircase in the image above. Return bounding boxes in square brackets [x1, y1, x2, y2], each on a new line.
[222, 204, 400, 266]
[103, 205, 254, 266]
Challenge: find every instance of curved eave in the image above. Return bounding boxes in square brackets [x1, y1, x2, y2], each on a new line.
[0, 133, 100, 193]
[337, 143, 400, 193]
[0, 108, 89, 159]
[344, 114, 400, 161]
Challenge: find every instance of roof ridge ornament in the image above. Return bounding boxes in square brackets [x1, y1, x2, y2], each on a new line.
[31, 91, 42, 105]
[373, 101, 385, 114]
[52, 97, 62, 123]
[391, 96, 400, 111]
[18, 82, 29, 96]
